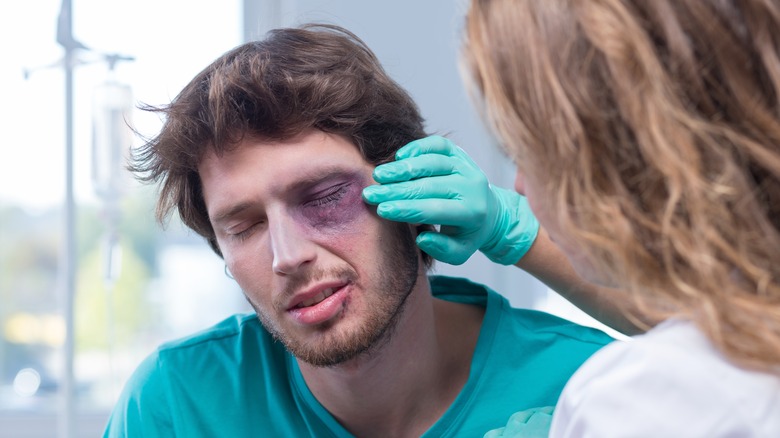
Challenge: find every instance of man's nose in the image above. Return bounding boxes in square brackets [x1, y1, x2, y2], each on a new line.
[268, 216, 317, 275]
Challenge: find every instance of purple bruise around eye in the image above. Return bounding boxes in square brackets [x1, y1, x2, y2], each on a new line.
[300, 180, 369, 231]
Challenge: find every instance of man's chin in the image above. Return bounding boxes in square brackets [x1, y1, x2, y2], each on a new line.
[289, 336, 378, 368]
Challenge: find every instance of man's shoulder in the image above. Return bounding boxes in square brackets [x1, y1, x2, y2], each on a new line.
[502, 307, 614, 347]
[128, 313, 279, 383]
[156, 312, 262, 353]
[147, 312, 291, 376]
[105, 313, 295, 436]
[429, 275, 613, 347]
[429, 275, 491, 305]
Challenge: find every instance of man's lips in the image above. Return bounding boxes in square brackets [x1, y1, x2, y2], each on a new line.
[286, 280, 350, 311]
[286, 281, 351, 326]
[296, 287, 336, 308]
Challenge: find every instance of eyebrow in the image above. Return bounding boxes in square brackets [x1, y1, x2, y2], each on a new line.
[286, 166, 362, 193]
[209, 165, 365, 225]
[210, 202, 253, 225]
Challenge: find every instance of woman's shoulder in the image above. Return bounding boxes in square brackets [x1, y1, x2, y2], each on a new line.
[569, 319, 708, 376]
[550, 319, 780, 437]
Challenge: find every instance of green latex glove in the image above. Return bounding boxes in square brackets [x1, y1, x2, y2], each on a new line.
[483, 406, 555, 438]
[362, 135, 539, 265]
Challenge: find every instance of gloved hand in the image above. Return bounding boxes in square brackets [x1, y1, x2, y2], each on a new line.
[362, 135, 539, 265]
[483, 406, 555, 438]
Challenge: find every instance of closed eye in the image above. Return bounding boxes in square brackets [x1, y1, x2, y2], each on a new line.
[306, 183, 349, 207]
[230, 221, 264, 242]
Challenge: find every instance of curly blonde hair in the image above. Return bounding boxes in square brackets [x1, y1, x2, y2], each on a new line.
[465, 0, 780, 372]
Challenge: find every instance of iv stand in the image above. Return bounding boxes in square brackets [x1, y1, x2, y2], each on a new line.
[55, 1, 80, 436]
[45, 1, 132, 436]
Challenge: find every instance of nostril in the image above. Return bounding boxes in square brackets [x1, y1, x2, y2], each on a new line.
[272, 257, 291, 275]
[270, 228, 317, 276]
[272, 252, 315, 276]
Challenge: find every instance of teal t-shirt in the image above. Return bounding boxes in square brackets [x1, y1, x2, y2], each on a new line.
[104, 276, 613, 437]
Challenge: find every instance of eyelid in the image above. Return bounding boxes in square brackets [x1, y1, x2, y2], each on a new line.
[228, 220, 265, 242]
[224, 214, 264, 234]
[313, 181, 350, 197]
[305, 182, 350, 206]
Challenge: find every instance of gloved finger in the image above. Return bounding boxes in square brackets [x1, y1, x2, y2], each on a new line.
[505, 409, 535, 425]
[395, 135, 455, 159]
[363, 176, 464, 204]
[376, 199, 480, 225]
[416, 232, 474, 265]
[361, 185, 382, 205]
[372, 153, 462, 184]
[396, 135, 471, 160]
[501, 407, 554, 436]
[537, 406, 555, 416]
[525, 410, 553, 429]
[396, 136, 484, 170]
[482, 428, 505, 438]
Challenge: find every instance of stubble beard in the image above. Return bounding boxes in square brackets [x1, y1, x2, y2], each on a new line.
[247, 222, 420, 367]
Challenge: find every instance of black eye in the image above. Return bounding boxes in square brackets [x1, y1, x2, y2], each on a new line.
[307, 184, 349, 207]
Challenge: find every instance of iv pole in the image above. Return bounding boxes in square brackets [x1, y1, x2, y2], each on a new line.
[51, 2, 131, 436]
[55, 0, 82, 436]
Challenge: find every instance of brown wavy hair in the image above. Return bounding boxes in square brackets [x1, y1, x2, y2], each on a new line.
[130, 24, 432, 266]
[465, 0, 780, 372]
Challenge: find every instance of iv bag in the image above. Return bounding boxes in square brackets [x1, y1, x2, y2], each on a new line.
[92, 81, 133, 199]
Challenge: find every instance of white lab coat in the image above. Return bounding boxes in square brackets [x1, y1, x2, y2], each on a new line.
[549, 319, 780, 437]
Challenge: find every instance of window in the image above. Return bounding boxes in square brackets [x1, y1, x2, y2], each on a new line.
[0, 1, 244, 435]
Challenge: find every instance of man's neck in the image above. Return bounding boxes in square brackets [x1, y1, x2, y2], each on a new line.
[297, 273, 484, 437]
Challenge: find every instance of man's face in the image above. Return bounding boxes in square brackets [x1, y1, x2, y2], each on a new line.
[199, 130, 421, 367]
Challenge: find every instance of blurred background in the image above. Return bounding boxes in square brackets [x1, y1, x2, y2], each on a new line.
[0, 1, 621, 436]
